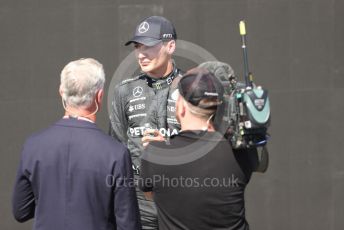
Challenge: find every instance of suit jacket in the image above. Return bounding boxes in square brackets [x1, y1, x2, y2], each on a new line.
[12, 118, 141, 230]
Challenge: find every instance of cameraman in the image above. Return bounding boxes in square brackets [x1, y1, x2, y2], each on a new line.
[199, 61, 269, 173]
[140, 68, 254, 230]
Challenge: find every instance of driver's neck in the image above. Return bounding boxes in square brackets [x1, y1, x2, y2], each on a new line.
[147, 61, 174, 79]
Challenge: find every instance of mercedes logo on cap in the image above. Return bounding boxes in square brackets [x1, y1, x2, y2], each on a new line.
[133, 86, 143, 97]
[138, 21, 149, 33]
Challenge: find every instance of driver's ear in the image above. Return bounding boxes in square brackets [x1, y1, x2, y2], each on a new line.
[166, 40, 176, 55]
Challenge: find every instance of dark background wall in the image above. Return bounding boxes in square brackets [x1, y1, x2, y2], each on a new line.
[1, 0, 343, 229]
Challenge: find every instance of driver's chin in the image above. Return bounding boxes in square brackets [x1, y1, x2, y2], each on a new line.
[140, 63, 153, 73]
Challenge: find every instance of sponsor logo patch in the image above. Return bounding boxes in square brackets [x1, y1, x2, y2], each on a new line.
[129, 97, 146, 103]
[167, 106, 176, 113]
[133, 86, 143, 97]
[128, 113, 146, 120]
[138, 21, 149, 33]
[162, 33, 173, 38]
[128, 104, 145, 113]
[171, 89, 179, 101]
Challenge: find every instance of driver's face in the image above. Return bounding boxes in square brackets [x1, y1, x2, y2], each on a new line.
[134, 42, 171, 76]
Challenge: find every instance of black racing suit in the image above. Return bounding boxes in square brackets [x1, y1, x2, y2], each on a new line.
[109, 65, 182, 229]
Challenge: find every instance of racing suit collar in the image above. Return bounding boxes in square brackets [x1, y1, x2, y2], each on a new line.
[143, 61, 179, 90]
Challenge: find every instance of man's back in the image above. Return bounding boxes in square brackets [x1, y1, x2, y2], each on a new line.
[13, 118, 140, 230]
[141, 131, 253, 230]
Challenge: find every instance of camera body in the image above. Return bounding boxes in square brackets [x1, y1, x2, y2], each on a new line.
[225, 80, 271, 149]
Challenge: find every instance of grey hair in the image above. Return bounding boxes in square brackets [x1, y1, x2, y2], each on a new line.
[60, 58, 105, 108]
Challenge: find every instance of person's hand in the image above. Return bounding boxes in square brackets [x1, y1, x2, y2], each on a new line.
[141, 129, 165, 148]
[144, 191, 154, 201]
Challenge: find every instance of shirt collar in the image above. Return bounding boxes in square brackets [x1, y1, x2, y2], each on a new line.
[63, 115, 95, 124]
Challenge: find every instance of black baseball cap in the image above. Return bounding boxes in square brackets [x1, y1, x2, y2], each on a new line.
[125, 16, 177, 47]
[178, 68, 224, 109]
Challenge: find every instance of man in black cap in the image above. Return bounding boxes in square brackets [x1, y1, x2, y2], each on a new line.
[140, 68, 254, 230]
[109, 16, 183, 229]
[198, 61, 269, 173]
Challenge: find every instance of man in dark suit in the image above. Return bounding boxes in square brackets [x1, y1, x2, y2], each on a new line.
[12, 58, 141, 230]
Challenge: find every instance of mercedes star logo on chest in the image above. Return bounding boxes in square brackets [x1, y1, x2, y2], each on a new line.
[133, 86, 143, 97]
